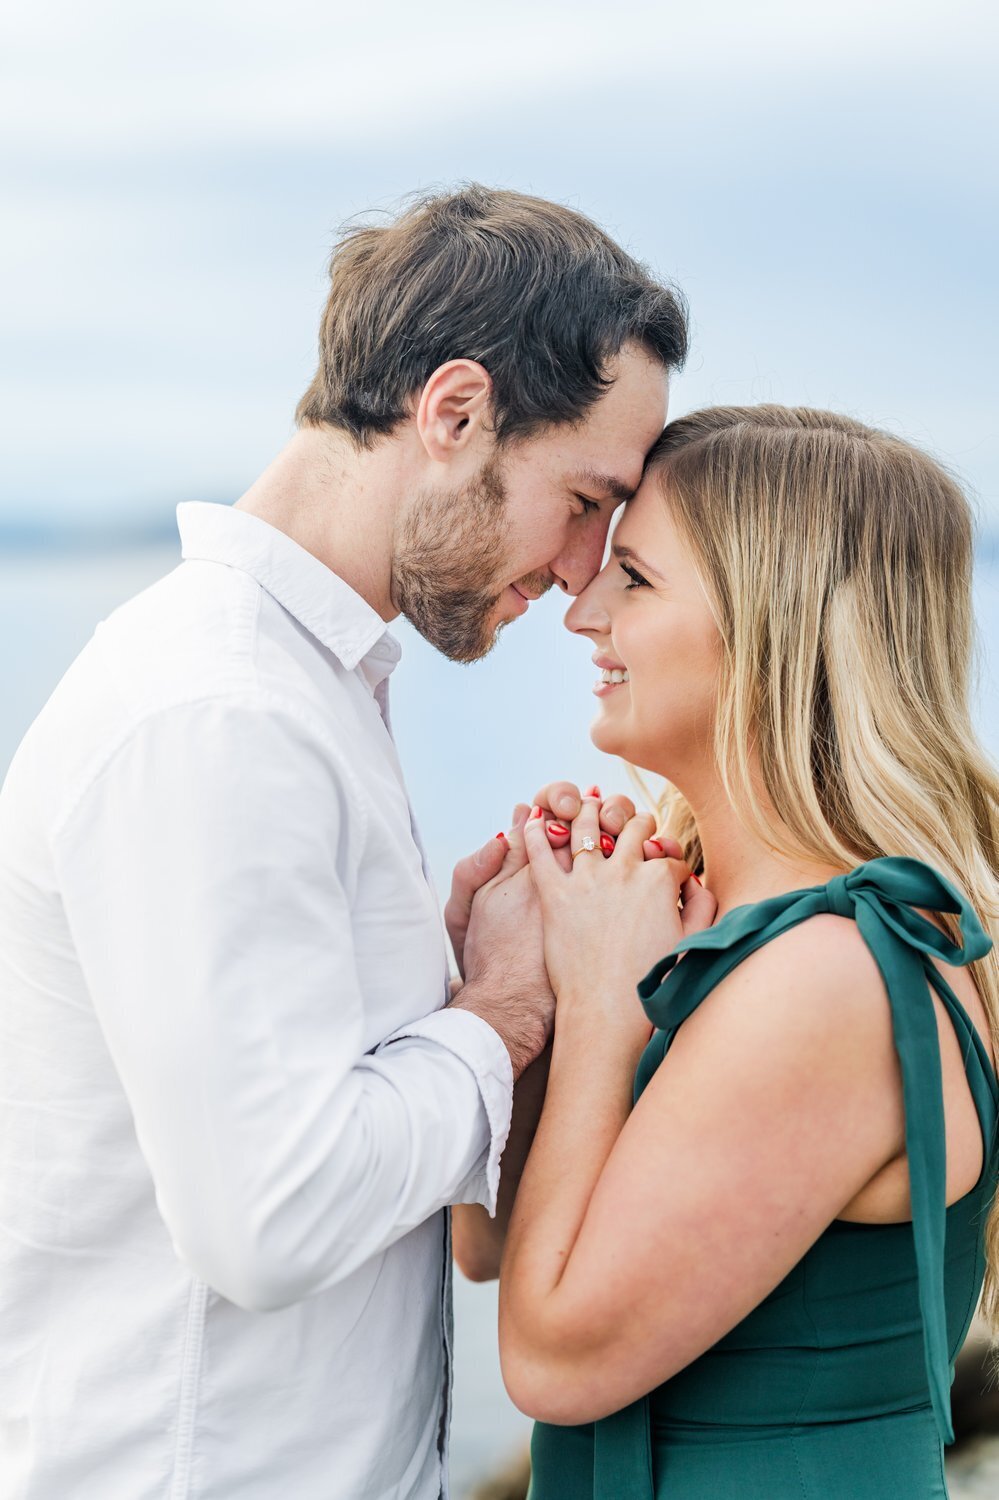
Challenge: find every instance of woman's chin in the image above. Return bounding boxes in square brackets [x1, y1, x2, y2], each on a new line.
[589, 716, 629, 759]
[589, 718, 672, 782]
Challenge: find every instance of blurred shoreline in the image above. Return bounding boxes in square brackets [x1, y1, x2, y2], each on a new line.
[2, 518, 996, 561]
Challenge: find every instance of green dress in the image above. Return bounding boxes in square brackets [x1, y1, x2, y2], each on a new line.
[528, 858, 997, 1499]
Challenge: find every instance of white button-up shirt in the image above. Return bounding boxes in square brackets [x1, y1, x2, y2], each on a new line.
[0, 502, 514, 1500]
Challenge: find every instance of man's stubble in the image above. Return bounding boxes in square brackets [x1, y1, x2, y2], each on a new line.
[394, 458, 549, 664]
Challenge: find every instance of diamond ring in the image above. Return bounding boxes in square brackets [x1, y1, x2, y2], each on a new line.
[571, 835, 600, 861]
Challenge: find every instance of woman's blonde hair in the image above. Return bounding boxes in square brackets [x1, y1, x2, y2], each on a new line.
[644, 404, 999, 1320]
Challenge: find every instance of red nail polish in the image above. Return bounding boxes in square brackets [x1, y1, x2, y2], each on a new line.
[584, 784, 602, 798]
[529, 806, 543, 820]
[690, 873, 702, 885]
[495, 832, 507, 841]
[548, 823, 569, 837]
[599, 833, 615, 854]
[648, 838, 664, 852]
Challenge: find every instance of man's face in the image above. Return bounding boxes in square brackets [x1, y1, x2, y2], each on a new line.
[394, 344, 669, 663]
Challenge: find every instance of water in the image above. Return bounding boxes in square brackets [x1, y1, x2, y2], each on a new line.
[1, 540, 998, 1496]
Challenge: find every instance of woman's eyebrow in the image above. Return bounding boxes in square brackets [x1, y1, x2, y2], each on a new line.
[611, 541, 665, 582]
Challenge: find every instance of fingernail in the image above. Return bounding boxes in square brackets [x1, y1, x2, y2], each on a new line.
[690, 873, 702, 885]
[547, 823, 569, 837]
[599, 833, 615, 854]
[648, 838, 664, 852]
[529, 805, 543, 820]
[584, 784, 602, 798]
[555, 793, 576, 817]
[495, 832, 507, 843]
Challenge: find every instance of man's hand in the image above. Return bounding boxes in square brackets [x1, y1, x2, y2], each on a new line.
[450, 807, 553, 1079]
[445, 805, 530, 978]
[445, 784, 683, 978]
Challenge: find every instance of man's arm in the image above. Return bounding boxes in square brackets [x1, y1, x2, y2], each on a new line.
[52, 694, 541, 1310]
[452, 1042, 551, 1281]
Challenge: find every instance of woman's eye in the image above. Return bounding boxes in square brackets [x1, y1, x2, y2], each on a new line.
[620, 561, 649, 590]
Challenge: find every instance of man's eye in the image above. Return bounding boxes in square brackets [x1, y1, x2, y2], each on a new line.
[620, 561, 649, 590]
[575, 496, 601, 516]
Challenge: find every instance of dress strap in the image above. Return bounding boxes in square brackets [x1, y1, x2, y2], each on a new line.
[634, 856, 994, 1447]
[592, 1394, 653, 1499]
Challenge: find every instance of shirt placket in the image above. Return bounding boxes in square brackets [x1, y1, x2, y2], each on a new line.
[372, 665, 454, 1497]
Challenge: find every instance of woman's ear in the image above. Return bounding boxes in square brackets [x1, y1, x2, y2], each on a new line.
[415, 360, 493, 462]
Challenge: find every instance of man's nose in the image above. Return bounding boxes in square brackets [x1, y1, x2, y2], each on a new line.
[549, 516, 612, 596]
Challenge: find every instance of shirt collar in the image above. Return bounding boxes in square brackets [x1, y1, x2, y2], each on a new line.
[177, 502, 401, 677]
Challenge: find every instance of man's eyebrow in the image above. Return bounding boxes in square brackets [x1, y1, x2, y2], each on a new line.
[612, 541, 665, 582]
[575, 468, 636, 503]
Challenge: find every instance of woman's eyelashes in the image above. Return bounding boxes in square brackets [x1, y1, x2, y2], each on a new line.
[620, 560, 650, 590]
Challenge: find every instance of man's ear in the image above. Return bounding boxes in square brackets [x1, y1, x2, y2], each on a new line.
[415, 360, 493, 462]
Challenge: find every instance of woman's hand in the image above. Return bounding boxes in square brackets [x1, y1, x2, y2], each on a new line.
[523, 796, 717, 1043]
[444, 786, 633, 972]
[445, 783, 679, 976]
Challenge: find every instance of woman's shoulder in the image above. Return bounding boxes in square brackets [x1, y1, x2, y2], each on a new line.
[760, 905, 879, 978]
[715, 903, 884, 1005]
[680, 904, 896, 1067]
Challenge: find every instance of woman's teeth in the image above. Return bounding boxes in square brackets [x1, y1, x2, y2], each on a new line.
[600, 668, 629, 684]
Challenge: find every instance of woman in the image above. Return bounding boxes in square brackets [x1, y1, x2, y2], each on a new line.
[454, 405, 999, 1497]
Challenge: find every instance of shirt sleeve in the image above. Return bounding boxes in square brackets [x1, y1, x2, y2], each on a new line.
[377, 1006, 513, 1212]
[51, 692, 514, 1311]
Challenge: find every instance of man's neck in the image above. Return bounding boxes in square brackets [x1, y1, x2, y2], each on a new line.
[233, 427, 404, 621]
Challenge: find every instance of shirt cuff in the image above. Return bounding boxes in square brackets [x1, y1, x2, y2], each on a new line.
[383, 1007, 514, 1213]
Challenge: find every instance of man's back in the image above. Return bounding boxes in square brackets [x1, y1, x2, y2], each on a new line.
[0, 505, 508, 1498]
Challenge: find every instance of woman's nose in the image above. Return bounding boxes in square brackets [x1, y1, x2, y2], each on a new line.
[563, 575, 611, 637]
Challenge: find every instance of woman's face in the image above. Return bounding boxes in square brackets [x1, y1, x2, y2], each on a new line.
[564, 474, 722, 784]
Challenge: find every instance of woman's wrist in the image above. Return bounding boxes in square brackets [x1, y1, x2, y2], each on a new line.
[555, 978, 643, 1009]
[554, 977, 650, 1033]
[550, 987, 652, 1075]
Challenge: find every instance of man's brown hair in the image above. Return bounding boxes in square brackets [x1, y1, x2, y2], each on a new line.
[296, 183, 688, 446]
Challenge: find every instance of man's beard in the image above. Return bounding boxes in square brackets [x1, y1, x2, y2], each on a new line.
[394, 458, 547, 664]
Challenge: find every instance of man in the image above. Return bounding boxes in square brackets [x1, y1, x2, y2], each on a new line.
[0, 184, 686, 1498]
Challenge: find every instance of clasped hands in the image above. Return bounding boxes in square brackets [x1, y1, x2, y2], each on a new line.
[446, 781, 716, 1074]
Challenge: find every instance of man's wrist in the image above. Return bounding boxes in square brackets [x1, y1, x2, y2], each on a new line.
[449, 979, 547, 1081]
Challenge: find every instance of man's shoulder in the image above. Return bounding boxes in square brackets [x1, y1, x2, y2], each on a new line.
[101, 556, 262, 694]
[6, 561, 354, 836]
[73, 555, 347, 719]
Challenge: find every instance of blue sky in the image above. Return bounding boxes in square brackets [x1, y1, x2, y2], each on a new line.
[2, 0, 997, 530]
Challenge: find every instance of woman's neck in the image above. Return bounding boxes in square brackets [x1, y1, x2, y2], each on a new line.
[689, 790, 847, 919]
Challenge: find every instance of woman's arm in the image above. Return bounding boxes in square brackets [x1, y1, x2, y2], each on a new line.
[453, 1042, 551, 1281]
[498, 814, 906, 1426]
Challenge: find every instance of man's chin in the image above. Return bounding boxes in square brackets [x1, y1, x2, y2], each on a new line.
[411, 611, 506, 665]
[447, 597, 519, 664]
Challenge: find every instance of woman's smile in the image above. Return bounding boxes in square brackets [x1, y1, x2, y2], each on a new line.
[592, 653, 631, 697]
